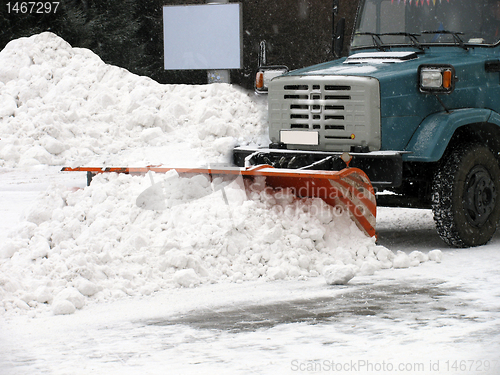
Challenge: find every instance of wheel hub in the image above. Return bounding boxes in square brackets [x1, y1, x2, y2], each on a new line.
[463, 165, 497, 227]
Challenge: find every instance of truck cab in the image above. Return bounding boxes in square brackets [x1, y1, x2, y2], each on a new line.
[234, 0, 500, 247]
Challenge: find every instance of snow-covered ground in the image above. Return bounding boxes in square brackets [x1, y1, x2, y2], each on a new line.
[1, 170, 500, 375]
[1, 33, 500, 374]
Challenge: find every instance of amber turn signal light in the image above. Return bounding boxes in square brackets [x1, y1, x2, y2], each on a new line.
[255, 72, 264, 89]
[442, 69, 452, 89]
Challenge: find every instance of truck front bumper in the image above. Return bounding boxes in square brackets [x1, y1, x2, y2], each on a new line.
[233, 146, 405, 189]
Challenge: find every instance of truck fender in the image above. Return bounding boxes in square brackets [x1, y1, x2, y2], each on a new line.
[403, 108, 493, 162]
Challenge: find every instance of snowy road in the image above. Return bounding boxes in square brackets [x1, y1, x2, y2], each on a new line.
[1, 169, 500, 375]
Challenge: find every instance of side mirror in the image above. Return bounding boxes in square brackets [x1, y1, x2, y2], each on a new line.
[255, 40, 288, 94]
[333, 18, 345, 59]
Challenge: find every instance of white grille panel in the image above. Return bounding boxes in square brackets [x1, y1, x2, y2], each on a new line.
[268, 76, 381, 152]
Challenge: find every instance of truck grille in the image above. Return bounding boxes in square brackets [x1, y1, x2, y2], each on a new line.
[268, 76, 381, 152]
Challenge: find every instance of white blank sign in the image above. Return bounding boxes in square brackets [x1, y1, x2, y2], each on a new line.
[163, 3, 242, 70]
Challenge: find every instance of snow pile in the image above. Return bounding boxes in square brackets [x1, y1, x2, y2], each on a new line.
[0, 171, 441, 316]
[0, 33, 442, 316]
[0, 32, 267, 168]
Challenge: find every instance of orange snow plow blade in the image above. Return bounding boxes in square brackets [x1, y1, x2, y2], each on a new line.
[62, 165, 377, 237]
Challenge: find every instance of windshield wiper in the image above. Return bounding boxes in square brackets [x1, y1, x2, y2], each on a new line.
[380, 32, 424, 51]
[355, 32, 424, 51]
[421, 30, 468, 50]
[354, 32, 387, 51]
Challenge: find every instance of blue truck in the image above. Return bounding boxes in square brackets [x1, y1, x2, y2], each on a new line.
[233, 0, 500, 247]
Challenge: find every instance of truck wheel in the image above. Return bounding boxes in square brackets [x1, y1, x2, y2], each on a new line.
[432, 144, 500, 247]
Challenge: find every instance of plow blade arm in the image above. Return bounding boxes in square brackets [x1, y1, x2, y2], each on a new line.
[62, 165, 376, 237]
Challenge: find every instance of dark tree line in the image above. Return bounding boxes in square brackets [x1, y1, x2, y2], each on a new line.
[0, 0, 167, 81]
[0, 0, 359, 88]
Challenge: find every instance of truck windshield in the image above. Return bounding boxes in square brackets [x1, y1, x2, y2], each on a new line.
[352, 0, 500, 49]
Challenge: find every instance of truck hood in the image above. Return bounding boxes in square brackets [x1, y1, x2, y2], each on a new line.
[284, 49, 482, 81]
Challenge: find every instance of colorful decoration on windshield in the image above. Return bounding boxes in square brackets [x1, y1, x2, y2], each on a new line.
[391, 0, 450, 4]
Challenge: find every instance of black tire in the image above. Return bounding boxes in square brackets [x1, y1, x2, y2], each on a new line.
[432, 144, 500, 247]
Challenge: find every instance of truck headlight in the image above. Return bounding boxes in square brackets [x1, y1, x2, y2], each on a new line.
[418, 65, 455, 94]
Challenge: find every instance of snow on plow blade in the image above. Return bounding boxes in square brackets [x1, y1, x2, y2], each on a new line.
[61, 165, 377, 237]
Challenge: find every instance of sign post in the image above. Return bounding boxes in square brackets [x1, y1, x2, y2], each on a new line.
[207, 0, 230, 83]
